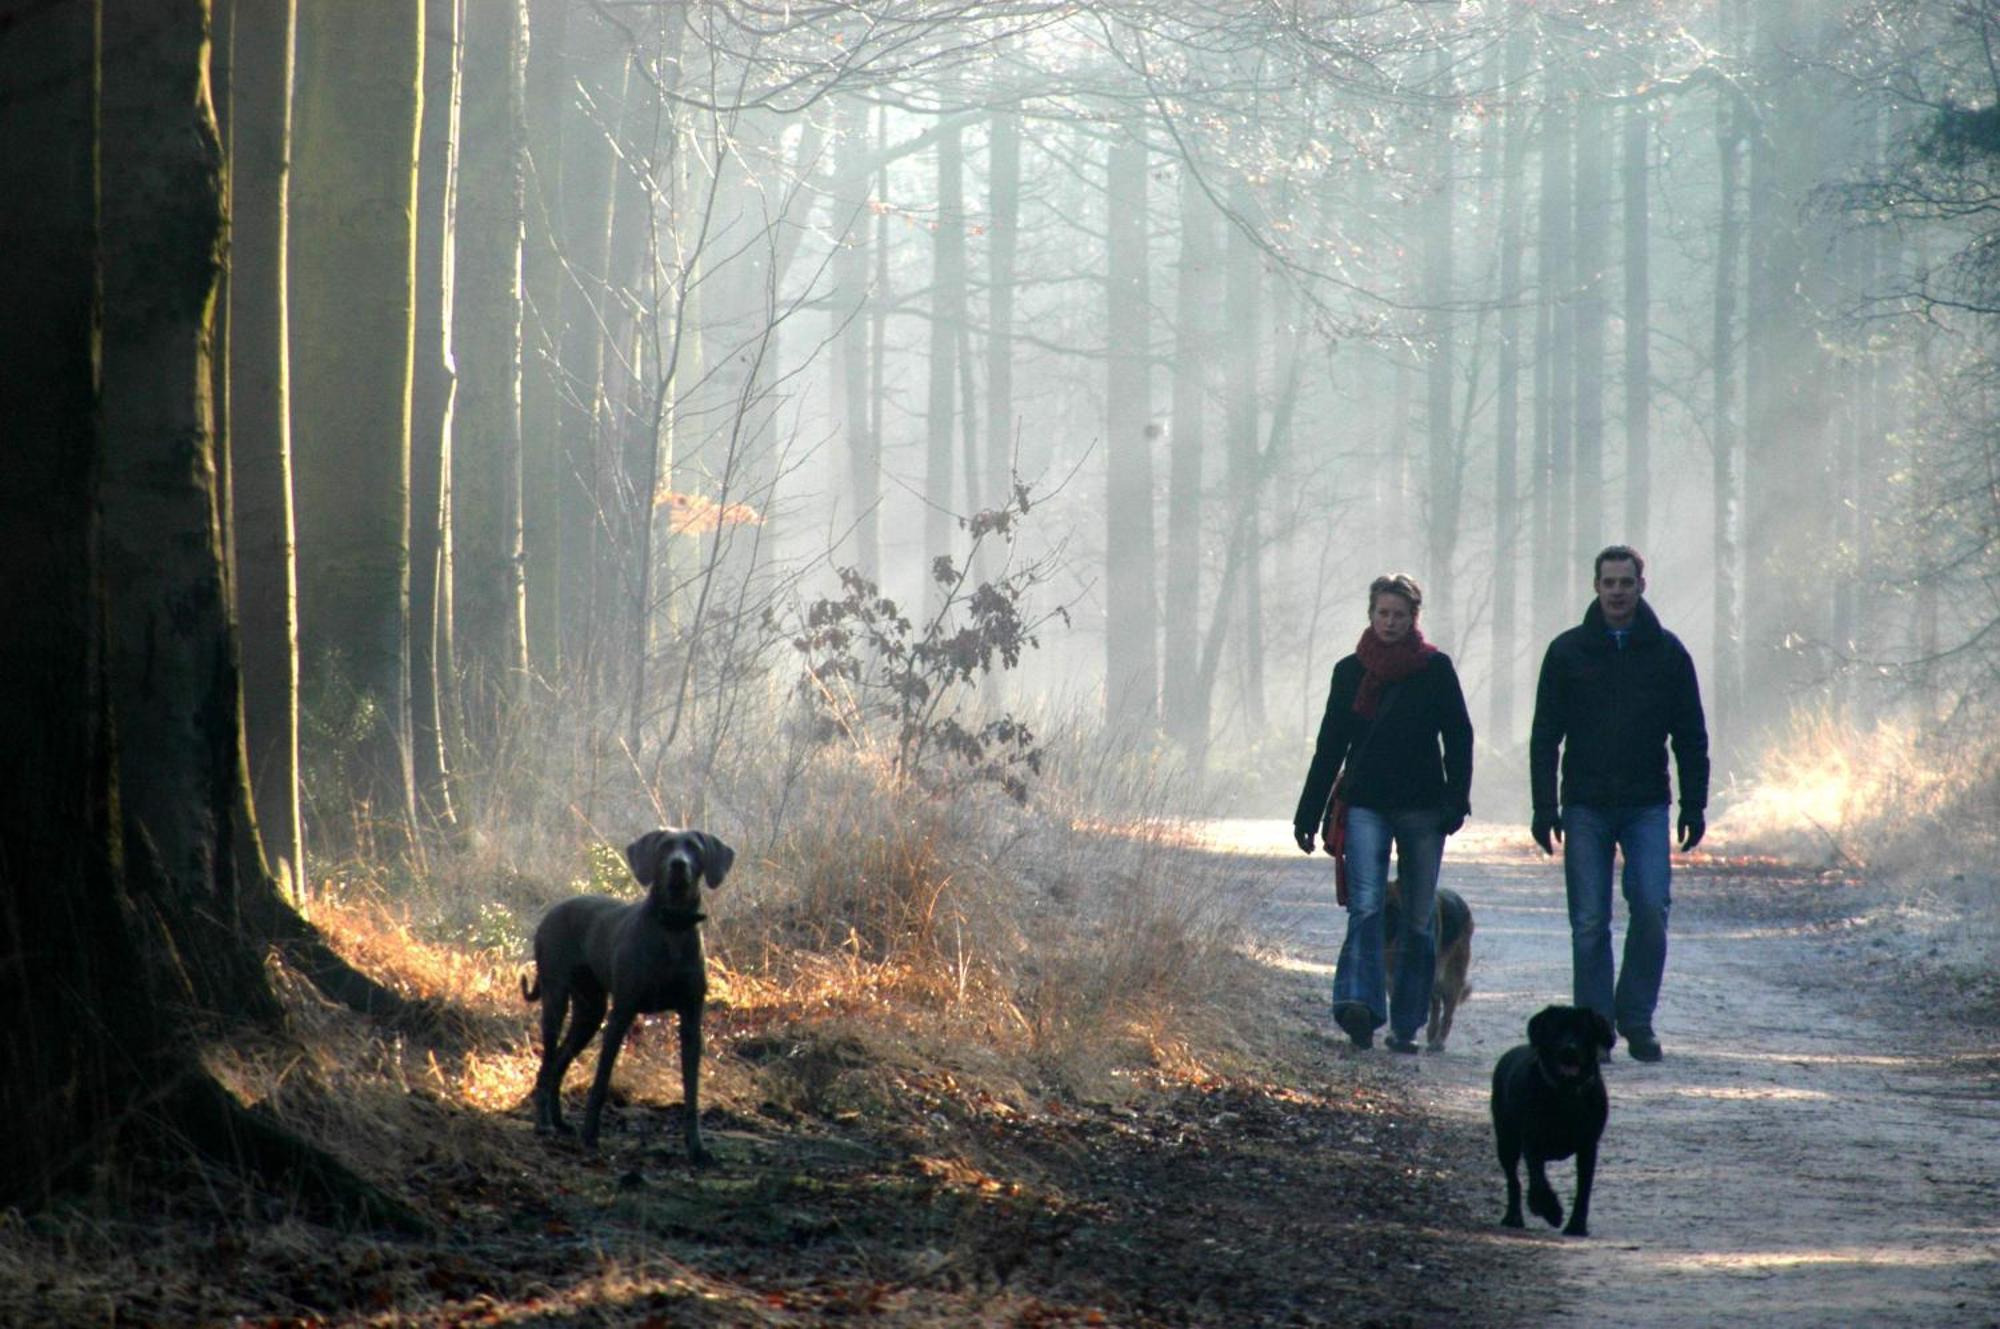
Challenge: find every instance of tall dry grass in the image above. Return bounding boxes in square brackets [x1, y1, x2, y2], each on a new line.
[1712, 703, 2000, 974]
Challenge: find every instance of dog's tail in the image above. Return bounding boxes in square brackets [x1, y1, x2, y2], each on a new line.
[520, 971, 540, 1003]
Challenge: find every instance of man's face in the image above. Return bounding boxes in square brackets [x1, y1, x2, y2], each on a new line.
[1370, 593, 1415, 645]
[1594, 559, 1644, 626]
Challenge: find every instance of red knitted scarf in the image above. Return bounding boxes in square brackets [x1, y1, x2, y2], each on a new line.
[1352, 625, 1436, 718]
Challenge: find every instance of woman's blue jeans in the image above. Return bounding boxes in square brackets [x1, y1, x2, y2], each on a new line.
[1563, 803, 1671, 1039]
[1332, 805, 1445, 1040]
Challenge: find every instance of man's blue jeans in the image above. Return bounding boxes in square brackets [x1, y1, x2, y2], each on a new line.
[1333, 805, 1445, 1040]
[1563, 803, 1671, 1040]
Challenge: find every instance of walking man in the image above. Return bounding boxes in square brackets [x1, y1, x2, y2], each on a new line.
[1529, 546, 1709, 1062]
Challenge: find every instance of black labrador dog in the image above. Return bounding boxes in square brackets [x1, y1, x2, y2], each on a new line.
[522, 829, 734, 1161]
[1491, 1004, 1615, 1237]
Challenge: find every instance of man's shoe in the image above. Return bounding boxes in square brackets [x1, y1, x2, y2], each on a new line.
[1624, 1033, 1664, 1063]
[1385, 1035, 1420, 1055]
[1333, 1001, 1375, 1050]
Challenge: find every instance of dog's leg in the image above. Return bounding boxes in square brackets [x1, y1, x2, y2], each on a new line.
[1563, 1140, 1596, 1237]
[1496, 1122, 1525, 1228]
[1426, 990, 1444, 1050]
[1526, 1154, 1565, 1229]
[679, 1004, 712, 1166]
[580, 1005, 637, 1150]
[539, 985, 605, 1136]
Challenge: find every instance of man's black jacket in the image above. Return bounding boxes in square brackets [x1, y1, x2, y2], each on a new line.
[1292, 651, 1474, 836]
[1529, 598, 1709, 814]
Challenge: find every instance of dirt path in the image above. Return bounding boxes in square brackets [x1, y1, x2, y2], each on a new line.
[1221, 820, 2000, 1328]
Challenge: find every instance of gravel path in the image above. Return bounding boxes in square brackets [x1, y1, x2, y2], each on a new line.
[1219, 820, 2000, 1328]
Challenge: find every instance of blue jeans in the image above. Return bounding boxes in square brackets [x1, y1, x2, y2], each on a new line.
[1563, 803, 1671, 1039]
[1333, 805, 1445, 1040]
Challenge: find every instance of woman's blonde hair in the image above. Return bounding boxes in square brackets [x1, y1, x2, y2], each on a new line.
[1368, 573, 1423, 615]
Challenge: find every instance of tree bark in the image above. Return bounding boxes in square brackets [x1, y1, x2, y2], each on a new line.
[227, 0, 304, 896]
[409, 0, 461, 826]
[1104, 120, 1158, 727]
[454, 0, 531, 727]
[290, 0, 424, 845]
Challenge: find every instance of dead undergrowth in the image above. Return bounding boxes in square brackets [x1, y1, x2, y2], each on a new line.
[0, 819, 1541, 1328]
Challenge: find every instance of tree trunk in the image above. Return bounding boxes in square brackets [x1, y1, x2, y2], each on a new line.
[1224, 175, 1267, 732]
[1165, 161, 1218, 751]
[520, 0, 569, 675]
[0, 0, 419, 1227]
[409, 0, 461, 826]
[987, 108, 1021, 528]
[554, 14, 628, 674]
[1104, 121, 1157, 727]
[1622, 100, 1652, 552]
[1491, 25, 1530, 748]
[1534, 63, 1575, 639]
[1710, 0, 1747, 757]
[1424, 49, 1458, 642]
[290, 0, 423, 845]
[227, 0, 304, 897]
[454, 0, 530, 728]
[926, 100, 965, 610]
[1572, 86, 1608, 564]
[834, 97, 879, 580]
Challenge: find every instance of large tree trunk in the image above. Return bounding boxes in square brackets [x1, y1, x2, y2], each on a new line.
[1104, 121, 1158, 727]
[1424, 49, 1458, 642]
[0, 0, 417, 1227]
[454, 0, 531, 731]
[1622, 99, 1652, 552]
[1491, 25, 1530, 748]
[1572, 86, 1608, 563]
[409, 0, 461, 826]
[227, 0, 303, 896]
[1710, 0, 1748, 757]
[986, 108, 1021, 529]
[290, 0, 423, 845]
[1165, 161, 1218, 752]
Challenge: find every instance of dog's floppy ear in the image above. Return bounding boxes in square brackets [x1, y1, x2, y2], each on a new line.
[625, 830, 671, 886]
[1527, 1005, 1560, 1051]
[694, 832, 735, 889]
[1588, 1009, 1615, 1052]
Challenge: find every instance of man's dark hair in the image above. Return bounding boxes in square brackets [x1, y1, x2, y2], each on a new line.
[1368, 573, 1423, 615]
[1594, 545, 1645, 579]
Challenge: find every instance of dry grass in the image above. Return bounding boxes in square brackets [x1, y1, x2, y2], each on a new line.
[1712, 703, 2000, 977]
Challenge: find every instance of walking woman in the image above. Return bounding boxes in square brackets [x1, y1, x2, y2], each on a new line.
[1293, 574, 1474, 1052]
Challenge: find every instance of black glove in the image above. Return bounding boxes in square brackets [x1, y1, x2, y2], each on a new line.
[1295, 826, 1315, 855]
[1441, 803, 1468, 837]
[1677, 809, 1705, 852]
[1531, 810, 1563, 856]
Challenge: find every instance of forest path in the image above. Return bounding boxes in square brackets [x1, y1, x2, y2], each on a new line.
[1212, 821, 2000, 1328]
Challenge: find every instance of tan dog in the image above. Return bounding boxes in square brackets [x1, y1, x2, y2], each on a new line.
[1384, 876, 1474, 1050]
[521, 829, 733, 1161]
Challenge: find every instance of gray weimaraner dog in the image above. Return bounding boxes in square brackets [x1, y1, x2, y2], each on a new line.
[521, 829, 734, 1161]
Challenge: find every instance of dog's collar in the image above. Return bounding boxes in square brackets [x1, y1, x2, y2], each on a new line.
[647, 904, 706, 931]
[1535, 1057, 1594, 1092]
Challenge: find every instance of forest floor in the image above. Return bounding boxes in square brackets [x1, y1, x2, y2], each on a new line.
[5, 824, 1997, 1326]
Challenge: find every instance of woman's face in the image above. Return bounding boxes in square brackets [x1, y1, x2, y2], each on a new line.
[1370, 592, 1415, 644]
